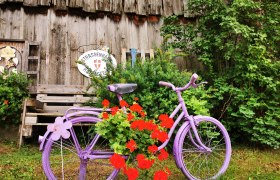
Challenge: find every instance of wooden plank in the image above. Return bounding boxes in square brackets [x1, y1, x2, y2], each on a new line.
[25, 116, 37, 124]
[42, 106, 74, 114]
[147, 20, 162, 49]
[53, 0, 67, 10]
[172, 0, 184, 15]
[83, 0, 96, 13]
[64, 14, 70, 85]
[38, 0, 50, 6]
[136, 0, 147, 15]
[68, 0, 83, 8]
[9, 9, 22, 40]
[128, 20, 138, 49]
[96, 0, 111, 12]
[26, 112, 65, 117]
[138, 20, 148, 51]
[149, 49, 154, 59]
[36, 95, 92, 103]
[141, 49, 145, 64]
[147, 0, 162, 15]
[111, 0, 123, 14]
[19, 99, 27, 147]
[67, 14, 89, 86]
[0, 7, 12, 39]
[37, 84, 94, 94]
[21, 125, 32, 137]
[48, 13, 67, 84]
[162, 0, 174, 16]
[121, 48, 126, 68]
[124, 0, 136, 13]
[23, 0, 38, 6]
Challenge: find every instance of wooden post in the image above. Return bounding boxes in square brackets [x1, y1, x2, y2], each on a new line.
[149, 49, 154, 59]
[141, 49, 145, 64]
[121, 48, 127, 68]
[18, 99, 27, 148]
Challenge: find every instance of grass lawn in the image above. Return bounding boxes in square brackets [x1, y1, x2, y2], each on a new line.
[0, 141, 279, 179]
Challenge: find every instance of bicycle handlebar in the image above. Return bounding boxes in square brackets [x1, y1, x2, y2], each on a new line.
[159, 73, 205, 91]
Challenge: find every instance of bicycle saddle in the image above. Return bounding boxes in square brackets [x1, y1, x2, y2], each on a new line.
[107, 83, 137, 95]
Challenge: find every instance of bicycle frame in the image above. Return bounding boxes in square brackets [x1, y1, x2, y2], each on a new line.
[63, 75, 209, 157]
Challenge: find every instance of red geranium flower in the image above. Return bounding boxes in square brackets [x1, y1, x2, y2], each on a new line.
[102, 112, 109, 119]
[137, 156, 154, 169]
[123, 167, 139, 180]
[120, 100, 129, 107]
[130, 103, 143, 113]
[160, 118, 174, 129]
[158, 149, 169, 161]
[127, 113, 134, 121]
[126, 139, 137, 152]
[130, 120, 146, 131]
[154, 170, 169, 180]
[159, 114, 169, 121]
[111, 106, 119, 115]
[151, 129, 169, 142]
[157, 131, 168, 142]
[134, 97, 139, 101]
[148, 145, 158, 154]
[110, 153, 126, 169]
[159, 114, 174, 129]
[144, 121, 158, 131]
[136, 154, 146, 161]
[102, 99, 110, 107]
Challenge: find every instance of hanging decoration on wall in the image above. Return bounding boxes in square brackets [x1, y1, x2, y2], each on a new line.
[77, 46, 117, 78]
[0, 46, 19, 74]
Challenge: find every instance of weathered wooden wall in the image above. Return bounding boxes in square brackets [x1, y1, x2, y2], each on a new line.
[0, 0, 190, 87]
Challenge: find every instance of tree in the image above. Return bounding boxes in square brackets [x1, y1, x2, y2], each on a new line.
[161, 0, 280, 148]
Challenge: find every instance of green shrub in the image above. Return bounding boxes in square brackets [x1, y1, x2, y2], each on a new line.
[161, 0, 280, 148]
[0, 72, 29, 127]
[87, 49, 211, 119]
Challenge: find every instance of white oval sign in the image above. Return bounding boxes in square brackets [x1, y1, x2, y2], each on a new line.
[77, 50, 117, 77]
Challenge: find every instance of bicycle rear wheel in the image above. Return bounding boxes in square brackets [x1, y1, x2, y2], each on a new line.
[176, 116, 231, 180]
[42, 116, 119, 180]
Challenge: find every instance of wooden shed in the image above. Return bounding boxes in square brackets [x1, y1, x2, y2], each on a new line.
[0, 0, 191, 144]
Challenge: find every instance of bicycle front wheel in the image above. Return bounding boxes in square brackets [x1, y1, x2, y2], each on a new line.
[177, 116, 231, 180]
[42, 116, 119, 180]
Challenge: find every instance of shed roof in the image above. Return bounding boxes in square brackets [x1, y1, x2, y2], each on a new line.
[0, 0, 189, 17]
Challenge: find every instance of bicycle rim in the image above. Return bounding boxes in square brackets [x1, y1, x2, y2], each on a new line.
[42, 116, 119, 180]
[177, 116, 231, 180]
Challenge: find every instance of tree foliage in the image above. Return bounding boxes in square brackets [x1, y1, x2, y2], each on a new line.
[161, 0, 280, 148]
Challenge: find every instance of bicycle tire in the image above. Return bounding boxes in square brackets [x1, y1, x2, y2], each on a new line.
[42, 116, 119, 180]
[175, 116, 231, 180]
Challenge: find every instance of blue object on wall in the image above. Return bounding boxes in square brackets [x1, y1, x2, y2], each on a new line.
[130, 48, 137, 67]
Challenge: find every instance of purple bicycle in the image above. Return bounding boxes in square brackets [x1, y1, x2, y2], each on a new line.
[39, 73, 231, 179]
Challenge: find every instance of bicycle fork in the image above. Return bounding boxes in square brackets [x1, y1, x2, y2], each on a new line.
[176, 89, 211, 153]
[187, 116, 212, 153]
